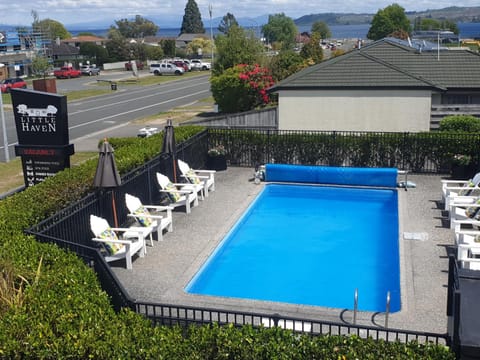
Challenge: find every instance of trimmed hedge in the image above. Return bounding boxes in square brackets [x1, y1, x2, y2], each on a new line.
[0, 126, 454, 358]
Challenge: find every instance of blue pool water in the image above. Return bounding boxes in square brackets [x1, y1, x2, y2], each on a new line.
[186, 183, 400, 312]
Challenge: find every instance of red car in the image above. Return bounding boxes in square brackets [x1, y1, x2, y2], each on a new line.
[0, 77, 27, 93]
[171, 61, 189, 72]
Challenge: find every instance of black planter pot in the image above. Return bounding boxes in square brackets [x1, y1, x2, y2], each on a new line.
[207, 155, 227, 171]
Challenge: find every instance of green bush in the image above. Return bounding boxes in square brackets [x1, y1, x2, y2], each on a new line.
[439, 115, 480, 132]
[0, 126, 455, 357]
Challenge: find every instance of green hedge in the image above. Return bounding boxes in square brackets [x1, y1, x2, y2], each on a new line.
[0, 126, 454, 358]
[212, 129, 480, 172]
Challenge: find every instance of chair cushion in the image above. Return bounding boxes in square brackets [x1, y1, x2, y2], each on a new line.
[165, 182, 181, 202]
[186, 169, 201, 184]
[134, 206, 153, 226]
[459, 180, 476, 196]
[99, 228, 124, 255]
[465, 198, 480, 219]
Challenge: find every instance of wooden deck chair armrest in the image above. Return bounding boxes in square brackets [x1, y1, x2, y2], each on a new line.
[108, 226, 133, 232]
[445, 186, 476, 191]
[456, 229, 480, 236]
[451, 203, 480, 209]
[193, 169, 216, 174]
[159, 189, 191, 195]
[127, 213, 164, 221]
[92, 237, 132, 245]
[453, 219, 480, 226]
[450, 198, 478, 205]
[193, 174, 210, 179]
[442, 180, 470, 184]
[458, 242, 480, 249]
[142, 205, 174, 211]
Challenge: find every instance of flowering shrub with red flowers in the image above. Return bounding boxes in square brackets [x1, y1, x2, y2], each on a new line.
[210, 63, 275, 113]
[237, 63, 275, 106]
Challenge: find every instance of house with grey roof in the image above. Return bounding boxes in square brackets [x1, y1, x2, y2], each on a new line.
[269, 38, 480, 132]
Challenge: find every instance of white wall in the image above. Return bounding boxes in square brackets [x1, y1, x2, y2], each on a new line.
[278, 89, 432, 132]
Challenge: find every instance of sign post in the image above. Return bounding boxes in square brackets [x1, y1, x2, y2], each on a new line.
[11, 88, 74, 187]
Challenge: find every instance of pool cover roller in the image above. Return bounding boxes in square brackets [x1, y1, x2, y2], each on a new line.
[265, 164, 398, 188]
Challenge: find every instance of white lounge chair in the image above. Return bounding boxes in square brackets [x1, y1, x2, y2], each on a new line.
[450, 196, 480, 229]
[156, 172, 199, 213]
[125, 193, 173, 244]
[178, 159, 216, 198]
[454, 227, 480, 270]
[442, 172, 480, 210]
[90, 214, 149, 269]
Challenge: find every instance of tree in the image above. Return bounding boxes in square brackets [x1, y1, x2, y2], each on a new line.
[79, 42, 109, 65]
[367, 3, 411, 41]
[144, 46, 164, 61]
[186, 37, 213, 57]
[299, 32, 323, 64]
[160, 39, 176, 57]
[413, 17, 459, 34]
[115, 15, 158, 38]
[180, 0, 205, 34]
[211, 63, 274, 113]
[262, 13, 298, 50]
[266, 50, 304, 82]
[33, 17, 71, 41]
[31, 56, 51, 77]
[218, 13, 238, 34]
[106, 27, 130, 61]
[213, 25, 264, 75]
[311, 21, 331, 39]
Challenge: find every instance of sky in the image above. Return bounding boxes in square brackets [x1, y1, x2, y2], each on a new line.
[1, 0, 479, 29]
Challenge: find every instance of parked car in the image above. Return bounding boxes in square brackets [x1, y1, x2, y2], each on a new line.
[170, 60, 189, 72]
[125, 61, 144, 71]
[190, 59, 211, 71]
[80, 65, 101, 76]
[53, 66, 82, 79]
[150, 63, 184, 76]
[0, 77, 27, 93]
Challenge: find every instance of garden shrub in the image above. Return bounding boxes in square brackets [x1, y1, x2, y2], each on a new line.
[439, 115, 480, 132]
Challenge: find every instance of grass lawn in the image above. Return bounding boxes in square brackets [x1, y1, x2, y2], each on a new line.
[0, 152, 97, 195]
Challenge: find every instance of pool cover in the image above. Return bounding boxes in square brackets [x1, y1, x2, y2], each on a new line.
[265, 164, 398, 188]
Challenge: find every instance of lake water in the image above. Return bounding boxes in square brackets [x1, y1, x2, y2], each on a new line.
[74, 22, 480, 40]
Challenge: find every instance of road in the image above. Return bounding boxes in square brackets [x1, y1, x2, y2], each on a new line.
[0, 71, 211, 161]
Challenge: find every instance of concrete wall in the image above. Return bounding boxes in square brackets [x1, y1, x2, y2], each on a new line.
[278, 89, 432, 132]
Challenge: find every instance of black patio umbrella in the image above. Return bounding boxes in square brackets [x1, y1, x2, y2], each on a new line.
[161, 118, 180, 183]
[93, 138, 122, 227]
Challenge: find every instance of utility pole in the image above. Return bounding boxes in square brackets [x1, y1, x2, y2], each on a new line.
[209, 4, 214, 66]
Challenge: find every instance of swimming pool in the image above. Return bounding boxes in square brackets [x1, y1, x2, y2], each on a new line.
[186, 183, 400, 313]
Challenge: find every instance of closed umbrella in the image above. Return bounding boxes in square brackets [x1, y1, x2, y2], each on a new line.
[93, 138, 122, 227]
[161, 118, 179, 182]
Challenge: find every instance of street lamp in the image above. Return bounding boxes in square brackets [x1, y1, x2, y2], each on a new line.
[209, 4, 214, 66]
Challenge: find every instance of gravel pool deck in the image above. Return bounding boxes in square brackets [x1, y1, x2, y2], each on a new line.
[111, 167, 453, 335]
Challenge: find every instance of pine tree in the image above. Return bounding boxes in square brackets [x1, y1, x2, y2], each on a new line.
[180, 0, 205, 34]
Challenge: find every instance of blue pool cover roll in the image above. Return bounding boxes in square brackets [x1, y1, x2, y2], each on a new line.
[265, 164, 398, 188]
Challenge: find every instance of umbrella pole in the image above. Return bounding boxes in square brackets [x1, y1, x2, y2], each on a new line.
[112, 192, 119, 228]
[173, 155, 177, 183]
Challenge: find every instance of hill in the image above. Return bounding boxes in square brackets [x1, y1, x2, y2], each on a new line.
[294, 6, 480, 26]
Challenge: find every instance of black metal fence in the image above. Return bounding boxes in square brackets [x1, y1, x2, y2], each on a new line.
[208, 128, 480, 174]
[25, 128, 451, 348]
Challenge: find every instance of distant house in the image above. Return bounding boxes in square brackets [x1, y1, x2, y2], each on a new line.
[61, 35, 107, 47]
[269, 38, 480, 132]
[47, 42, 82, 67]
[175, 33, 209, 53]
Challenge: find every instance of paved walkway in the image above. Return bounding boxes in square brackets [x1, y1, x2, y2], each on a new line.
[110, 168, 454, 334]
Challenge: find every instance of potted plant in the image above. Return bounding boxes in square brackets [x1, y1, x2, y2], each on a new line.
[451, 154, 472, 180]
[207, 145, 227, 171]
